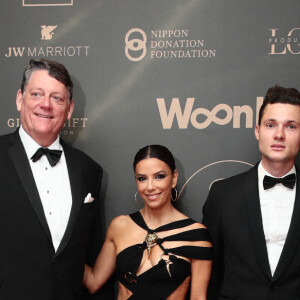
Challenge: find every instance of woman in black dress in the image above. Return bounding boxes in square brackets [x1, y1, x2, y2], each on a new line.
[83, 145, 212, 299]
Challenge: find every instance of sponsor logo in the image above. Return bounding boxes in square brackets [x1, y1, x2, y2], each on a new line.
[178, 160, 254, 221]
[179, 160, 254, 199]
[268, 28, 300, 55]
[41, 25, 57, 40]
[4, 24, 90, 58]
[125, 28, 216, 61]
[23, 0, 73, 6]
[125, 28, 147, 62]
[157, 97, 263, 129]
[7, 117, 87, 136]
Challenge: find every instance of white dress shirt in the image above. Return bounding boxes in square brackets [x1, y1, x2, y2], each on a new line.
[258, 162, 296, 275]
[19, 126, 72, 252]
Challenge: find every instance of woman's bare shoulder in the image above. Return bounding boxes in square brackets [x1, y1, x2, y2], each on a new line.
[192, 222, 208, 229]
[109, 214, 132, 230]
[176, 210, 207, 229]
[178, 211, 208, 230]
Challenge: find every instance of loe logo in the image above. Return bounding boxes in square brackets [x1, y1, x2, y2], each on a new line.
[41, 25, 57, 40]
[269, 28, 300, 55]
[125, 28, 147, 61]
[157, 97, 263, 129]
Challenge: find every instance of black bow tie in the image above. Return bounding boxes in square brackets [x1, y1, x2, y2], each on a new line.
[263, 174, 296, 190]
[31, 147, 62, 167]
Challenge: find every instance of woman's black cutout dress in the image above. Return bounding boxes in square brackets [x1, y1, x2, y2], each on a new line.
[116, 211, 212, 299]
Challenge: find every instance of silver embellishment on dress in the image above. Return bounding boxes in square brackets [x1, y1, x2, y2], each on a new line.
[144, 232, 158, 255]
[160, 252, 173, 277]
[165, 259, 173, 277]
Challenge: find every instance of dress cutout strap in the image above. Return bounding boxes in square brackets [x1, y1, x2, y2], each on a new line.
[129, 211, 195, 233]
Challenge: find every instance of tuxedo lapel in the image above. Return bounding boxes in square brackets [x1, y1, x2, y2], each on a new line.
[55, 142, 82, 258]
[7, 131, 52, 243]
[244, 165, 272, 280]
[272, 167, 300, 281]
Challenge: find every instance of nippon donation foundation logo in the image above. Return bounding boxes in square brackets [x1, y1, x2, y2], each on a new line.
[125, 28, 216, 61]
[268, 28, 300, 55]
[125, 28, 147, 62]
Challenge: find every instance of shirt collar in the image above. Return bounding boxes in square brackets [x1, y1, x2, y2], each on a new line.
[258, 161, 296, 182]
[19, 125, 62, 160]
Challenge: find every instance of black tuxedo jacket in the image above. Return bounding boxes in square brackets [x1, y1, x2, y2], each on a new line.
[0, 130, 114, 300]
[202, 164, 300, 300]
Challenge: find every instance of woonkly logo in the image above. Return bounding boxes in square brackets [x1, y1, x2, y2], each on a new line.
[156, 97, 264, 129]
[125, 28, 147, 62]
[41, 25, 57, 40]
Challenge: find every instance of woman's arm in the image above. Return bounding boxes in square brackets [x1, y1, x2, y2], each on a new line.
[190, 258, 212, 300]
[83, 221, 117, 294]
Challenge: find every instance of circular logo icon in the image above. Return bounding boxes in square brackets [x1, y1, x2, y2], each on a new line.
[177, 160, 254, 221]
[125, 28, 147, 62]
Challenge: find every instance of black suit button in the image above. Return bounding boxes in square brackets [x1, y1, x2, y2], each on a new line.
[270, 284, 278, 290]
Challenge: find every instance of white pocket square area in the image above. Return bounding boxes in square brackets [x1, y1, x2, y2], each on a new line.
[84, 193, 94, 203]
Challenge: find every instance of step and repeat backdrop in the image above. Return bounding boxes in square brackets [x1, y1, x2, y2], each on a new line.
[0, 0, 299, 225]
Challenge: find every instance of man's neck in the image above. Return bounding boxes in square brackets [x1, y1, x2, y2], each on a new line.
[20, 126, 58, 148]
[261, 159, 295, 177]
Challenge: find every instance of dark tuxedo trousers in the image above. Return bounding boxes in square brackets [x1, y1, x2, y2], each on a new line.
[0, 130, 114, 300]
[203, 164, 300, 300]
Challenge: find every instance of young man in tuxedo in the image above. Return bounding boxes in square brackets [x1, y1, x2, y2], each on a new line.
[203, 85, 300, 300]
[0, 59, 114, 300]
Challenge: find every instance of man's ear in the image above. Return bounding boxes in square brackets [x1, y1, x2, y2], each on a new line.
[16, 89, 23, 112]
[67, 99, 74, 120]
[255, 125, 260, 141]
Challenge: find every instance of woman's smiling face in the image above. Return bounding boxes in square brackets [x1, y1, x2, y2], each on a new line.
[135, 158, 178, 209]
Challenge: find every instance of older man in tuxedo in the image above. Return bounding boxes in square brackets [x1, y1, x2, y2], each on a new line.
[203, 85, 300, 299]
[0, 59, 113, 300]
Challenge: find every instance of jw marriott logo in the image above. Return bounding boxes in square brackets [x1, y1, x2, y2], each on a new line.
[4, 24, 90, 58]
[41, 25, 57, 40]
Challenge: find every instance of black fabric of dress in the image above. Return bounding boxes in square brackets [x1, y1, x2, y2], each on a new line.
[116, 211, 212, 299]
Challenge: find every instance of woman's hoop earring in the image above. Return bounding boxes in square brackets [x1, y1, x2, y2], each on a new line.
[135, 191, 142, 205]
[171, 187, 178, 202]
